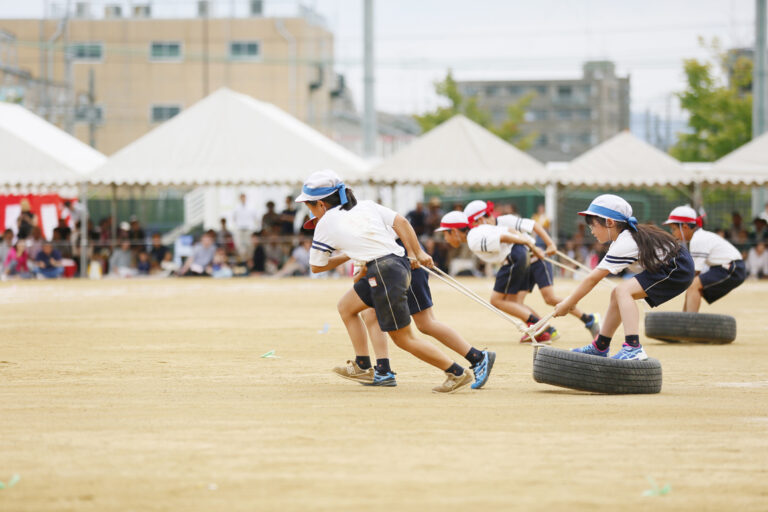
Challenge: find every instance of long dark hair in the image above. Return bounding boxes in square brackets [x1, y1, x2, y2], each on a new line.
[307, 187, 357, 211]
[586, 215, 681, 273]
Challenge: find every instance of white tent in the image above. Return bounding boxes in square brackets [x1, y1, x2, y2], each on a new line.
[555, 131, 693, 187]
[367, 115, 549, 186]
[0, 102, 106, 188]
[88, 87, 368, 187]
[703, 131, 768, 185]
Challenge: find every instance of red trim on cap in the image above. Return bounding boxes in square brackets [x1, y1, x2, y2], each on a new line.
[467, 201, 495, 226]
[440, 221, 468, 229]
[668, 215, 703, 227]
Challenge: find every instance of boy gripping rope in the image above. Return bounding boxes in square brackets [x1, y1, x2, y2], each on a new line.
[553, 195, 695, 361]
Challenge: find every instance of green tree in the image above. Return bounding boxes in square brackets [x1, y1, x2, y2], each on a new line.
[670, 39, 752, 162]
[414, 70, 536, 150]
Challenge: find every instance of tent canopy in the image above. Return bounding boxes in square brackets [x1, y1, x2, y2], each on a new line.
[0, 102, 106, 187]
[703, 131, 768, 185]
[367, 115, 549, 187]
[88, 88, 368, 187]
[556, 131, 693, 188]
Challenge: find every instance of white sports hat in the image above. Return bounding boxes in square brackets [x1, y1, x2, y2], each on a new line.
[663, 205, 701, 226]
[435, 211, 470, 232]
[464, 200, 492, 225]
[578, 194, 638, 230]
[295, 169, 348, 203]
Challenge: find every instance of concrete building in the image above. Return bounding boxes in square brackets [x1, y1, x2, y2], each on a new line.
[0, 1, 335, 155]
[457, 61, 630, 162]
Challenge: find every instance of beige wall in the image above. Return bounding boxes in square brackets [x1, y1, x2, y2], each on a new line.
[1, 17, 334, 155]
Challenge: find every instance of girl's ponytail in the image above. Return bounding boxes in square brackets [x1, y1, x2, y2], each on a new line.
[630, 224, 681, 273]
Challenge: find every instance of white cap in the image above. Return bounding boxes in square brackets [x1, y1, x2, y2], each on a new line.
[435, 211, 470, 232]
[663, 205, 699, 225]
[295, 169, 346, 203]
[578, 194, 633, 221]
[464, 200, 489, 225]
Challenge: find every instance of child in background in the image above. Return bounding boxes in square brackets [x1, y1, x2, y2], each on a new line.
[553, 195, 694, 360]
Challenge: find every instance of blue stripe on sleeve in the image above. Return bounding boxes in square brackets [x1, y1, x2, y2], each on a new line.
[312, 240, 336, 252]
[311, 244, 333, 255]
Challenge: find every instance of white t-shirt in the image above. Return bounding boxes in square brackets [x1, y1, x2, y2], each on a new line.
[496, 214, 535, 234]
[467, 224, 514, 265]
[746, 247, 768, 277]
[233, 204, 255, 230]
[597, 230, 642, 274]
[689, 228, 742, 271]
[309, 200, 405, 267]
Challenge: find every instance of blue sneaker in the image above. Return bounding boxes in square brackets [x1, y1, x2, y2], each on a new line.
[611, 344, 648, 361]
[470, 350, 496, 389]
[572, 342, 609, 357]
[584, 313, 602, 339]
[362, 371, 397, 387]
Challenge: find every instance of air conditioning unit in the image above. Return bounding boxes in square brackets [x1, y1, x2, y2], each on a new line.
[104, 4, 122, 18]
[74, 2, 90, 18]
[249, 0, 263, 16]
[133, 4, 151, 18]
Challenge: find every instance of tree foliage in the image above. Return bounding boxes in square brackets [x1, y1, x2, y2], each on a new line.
[670, 38, 752, 162]
[414, 70, 537, 150]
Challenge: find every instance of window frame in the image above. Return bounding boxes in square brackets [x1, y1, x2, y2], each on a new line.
[229, 40, 262, 61]
[70, 41, 104, 62]
[149, 41, 184, 62]
[150, 104, 182, 123]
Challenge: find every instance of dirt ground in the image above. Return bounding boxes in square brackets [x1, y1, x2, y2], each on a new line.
[1, 276, 767, 511]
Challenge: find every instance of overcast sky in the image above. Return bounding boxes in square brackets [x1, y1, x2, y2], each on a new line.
[0, 0, 758, 119]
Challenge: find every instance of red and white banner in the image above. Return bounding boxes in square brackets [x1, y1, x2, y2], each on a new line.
[0, 194, 76, 241]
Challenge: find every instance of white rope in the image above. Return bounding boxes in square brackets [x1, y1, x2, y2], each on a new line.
[544, 254, 615, 291]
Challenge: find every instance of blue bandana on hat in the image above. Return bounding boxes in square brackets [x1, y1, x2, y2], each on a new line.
[295, 169, 348, 205]
[578, 194, 638, 231]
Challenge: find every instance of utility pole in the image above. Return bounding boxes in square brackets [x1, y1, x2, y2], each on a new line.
[202, 0, 210, 97]
[362, 0, 377, 158]
[753, 0, 767, 216]
[87, 67, 96, 148]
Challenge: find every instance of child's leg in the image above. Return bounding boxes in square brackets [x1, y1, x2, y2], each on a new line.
[337, 288, 371, 356]
[412, 307, 472, 357]
[388, 324, 456, 371]
[683, 276, 703, 312]
[361, 308, 389, 359]
[490, 291, 535, 321]
[539, 285, 585, 319]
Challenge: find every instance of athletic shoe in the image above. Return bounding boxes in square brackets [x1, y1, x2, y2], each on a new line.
[470, 350, 496, 390]
[584, 313, 602, 338]
[332, 360, 374, 384]
[571, 342, 609, 357]
[611, 344, 648, 361]
[546, 326, 561, 341]
[520, 326, 552, 344]
[432, 369, 475, 394]
[363, 371, 397, 387]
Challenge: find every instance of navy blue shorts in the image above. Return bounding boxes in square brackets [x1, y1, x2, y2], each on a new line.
[635, 247, 695, 307]
[353, 254, 412, 332]
[700, 260, 746, 304]
[493, 244, 530, 295]
[355, 261, 433, 315]
[526, 259, 554, 292]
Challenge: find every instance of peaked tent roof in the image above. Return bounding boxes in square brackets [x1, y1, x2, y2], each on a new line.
[557, 131, 692, 187]
[367, 115, 548, 186]
[88, 88, 368, 187]
[704, 131, 768, 185]
[0, 102, 106, 187]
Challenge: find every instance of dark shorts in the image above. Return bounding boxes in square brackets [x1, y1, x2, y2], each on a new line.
[352, 254, 412, 332]
[635, 247, 695, 307]
[700, 260, 746, 304]
[526, 259, 554, 292]
[493, 244, 530, 295]
[355, 261, 433, 315]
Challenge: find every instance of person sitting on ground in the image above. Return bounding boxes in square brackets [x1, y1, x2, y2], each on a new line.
[178, 232, 216, 277]
[149, 233, 170, 270]
[746, 241, 768, 279]
[249, 232, 266, 274]
[136, 251, 151, 276]
[109, 239, 137, 278]
[0, 229, 14, 265]
[35, 242, 64, 279]
[211, 248, 233, 278]
[273, 237, 312, 277]
[3, 239, 32, 279]
[664, 205, 746, 312]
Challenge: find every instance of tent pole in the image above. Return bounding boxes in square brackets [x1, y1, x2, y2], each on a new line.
[545, 181, 558, 245]
[79, 181, 89, 278]
[110, 183, 118, 247]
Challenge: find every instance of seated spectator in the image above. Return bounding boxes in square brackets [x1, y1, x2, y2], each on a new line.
[35, 242, 64, 279]
[746, 242, 768, 279]
[752, 217, 768, 243]
[273, 237, 311, 277]
[3, 239, 32, 279]
[249, 232, 266, 274]
[217, 217, 232, 246]
[27, 226, 44, 259]
[109, 240, 137, 278]
[211, 248, 233, 278]
[159, 251, 178, 277]
[128, 215, 146, 244]
[137, 251, 151, 276]
[264, 234, 287, 274]
[178, 232, 216, 277]
[149, 233, 170, 269]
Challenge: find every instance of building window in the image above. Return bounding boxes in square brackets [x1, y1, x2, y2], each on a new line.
[557, 85, 572, 98]
[534, 85, 548, 96]
[556, 110, 573, 120]
[485, 85, 500, 97]
[229, 41, 261, 60]
[150, 42, 182, 61]
[70, 42, 103, 61]
[575, 109, 592, 120]
[462, 85, 479, 96]
[506, 85, 523, 96]
[536, 134, 549, 146]
[74, 105, 103, 124]
[151, 105, 181, 123]
[525, 109, 548, 121]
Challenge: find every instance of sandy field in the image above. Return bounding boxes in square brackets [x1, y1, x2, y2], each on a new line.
[0, 276, 767, 511]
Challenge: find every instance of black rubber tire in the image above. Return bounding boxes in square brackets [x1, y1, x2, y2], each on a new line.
[644, 312, 736, 344]
[532, 346, 662, 394]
